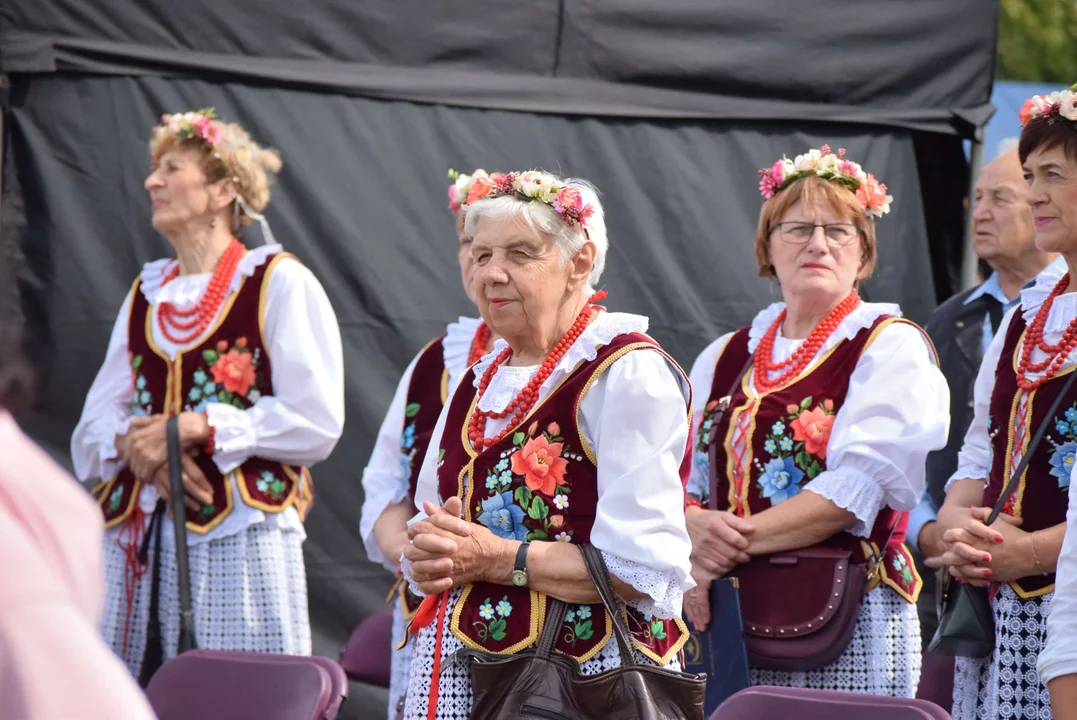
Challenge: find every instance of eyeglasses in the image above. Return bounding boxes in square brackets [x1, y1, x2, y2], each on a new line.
[770, 222, 861, 247]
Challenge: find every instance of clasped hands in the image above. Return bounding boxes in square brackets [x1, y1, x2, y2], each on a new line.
[403, 497, 510, 596]
[933, 505, 1030, 587]
[683, 507, 755, 631]
[114, 412, 214, 511]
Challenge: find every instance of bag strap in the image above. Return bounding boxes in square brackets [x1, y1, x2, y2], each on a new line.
[579, 544, 639, 667]
[706, 354, 755, 511]
[986, 367, 1077, 525]
[166, 417, 198, 652]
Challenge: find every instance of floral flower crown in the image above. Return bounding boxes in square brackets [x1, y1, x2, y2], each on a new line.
[152, 108, 222, 146]
[758, 144, 893, 219]
[447, 168, 487, 213]
[1019, 82, 1077, 128]
[464, 170, 595, 231]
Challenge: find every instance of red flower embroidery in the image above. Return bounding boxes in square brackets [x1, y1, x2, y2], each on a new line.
[211, 349, 256, 396]
[791, 407, 834, 459]
[510, 435, 569, 496]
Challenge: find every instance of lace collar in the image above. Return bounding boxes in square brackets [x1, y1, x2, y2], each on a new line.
[138, 243, 283, 305]
[442, 316, 484, 379]
[746, 300, 903, 355]
[472, 312, 648, 413]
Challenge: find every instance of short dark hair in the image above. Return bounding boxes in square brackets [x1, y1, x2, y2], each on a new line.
[1019, 116, 1077, 165]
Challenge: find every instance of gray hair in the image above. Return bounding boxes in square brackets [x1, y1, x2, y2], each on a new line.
[463, 177, 608, 293]
[996, 137, 1020, 157]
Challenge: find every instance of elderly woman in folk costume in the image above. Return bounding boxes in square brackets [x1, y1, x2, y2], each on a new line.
[396, 170, 694, 719]
[71, 109, 344, 680]
[683, 146, 949, 696]
[938, 83, 1077, 720]
[359, 168, 500, 719]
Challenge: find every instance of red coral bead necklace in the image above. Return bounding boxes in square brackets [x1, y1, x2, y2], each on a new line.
[468, 291, 606, 451]
[157, 238, 245, 345]
[754, 289, 860, 392]
[1016, 272, 1077, 392]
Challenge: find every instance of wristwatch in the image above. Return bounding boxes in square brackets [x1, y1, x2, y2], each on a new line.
[510, 541, 530, 587]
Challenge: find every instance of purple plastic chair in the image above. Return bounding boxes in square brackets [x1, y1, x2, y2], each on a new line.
[339, 607, 394, 687]
[146, 649, 348, 720]
[711, 686, 952, 720]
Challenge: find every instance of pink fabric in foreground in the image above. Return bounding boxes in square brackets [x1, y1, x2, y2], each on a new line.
[0, 410, 155, 719]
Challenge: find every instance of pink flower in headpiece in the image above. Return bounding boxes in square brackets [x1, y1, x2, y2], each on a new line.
[491, 172, 517, 196]
[819, 144, 831, 155]
[466, 176, 495, 205]
[196, 118, 222, 145]
[758, 160, 785, 199]
[856, 174, 890, 214]
[552, 187, 593, 228]
[837, 160, 859, 177]
[837, 148, 847, 158]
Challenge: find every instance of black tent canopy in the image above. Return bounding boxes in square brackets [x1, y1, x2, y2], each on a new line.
[0, 1, 997, 716]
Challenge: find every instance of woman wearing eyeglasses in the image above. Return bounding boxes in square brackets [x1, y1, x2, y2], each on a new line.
[682, 146, 949, 696]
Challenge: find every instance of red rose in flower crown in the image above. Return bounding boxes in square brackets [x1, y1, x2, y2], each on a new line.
[1019, 83, 1077, 128]
[212, 346, 257, 397]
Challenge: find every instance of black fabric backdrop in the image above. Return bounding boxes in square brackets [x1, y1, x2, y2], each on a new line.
[0, 2, 996, 718]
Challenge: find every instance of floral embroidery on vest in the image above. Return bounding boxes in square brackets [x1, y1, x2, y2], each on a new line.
[1048, 404, 1077, 489]
[129, 353, 152, 416]
[400, 401, 421, 482]
[186, 337, 263, 412]
[753, 396, 835, 504]
[560, 605, 596, 646]
[475, 421, 585, 544]
[473, 595, 513, 643]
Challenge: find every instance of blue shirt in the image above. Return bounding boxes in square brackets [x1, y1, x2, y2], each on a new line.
[908, 272, 1019, 554]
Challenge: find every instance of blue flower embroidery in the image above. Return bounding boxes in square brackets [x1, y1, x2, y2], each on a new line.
[188, 387, 202, 401]
[477, 492, 528, 541]
[139, 391, 151, 405]
[1057, 420, 1070, 435]
[479, 602, 495, 620]
[248, 389, 261, 404]
[498, 470, 512, 485]
[193, 369, 208, 385]
[771, 421, 785, 435]
[577, 606, 592, 619]
[779, 437, 793, 452]
[763, 439, 777, 454]
[203, 381, 216, 395]
[256, 470, 275, 493]
[759, 457, 805, 505]
[401, 423, 416, 450]
[1050, 441, 1077, 488]
[496, 599, 512, 617]
[1066, 408, 1077, 424]
[135, 375, 147, 390]
[486, 475, 498, 490]
[496, 459, 509, 472]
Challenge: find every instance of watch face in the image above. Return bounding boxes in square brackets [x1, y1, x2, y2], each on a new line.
[510, 569, 528, 587]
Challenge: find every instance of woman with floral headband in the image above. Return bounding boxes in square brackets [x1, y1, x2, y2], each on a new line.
[71, 109, 344, 680]
[935, 82, 1077, 720]
[359, 168, 500, 720]
[398, 170, 694, 719]
[683, 146, 949, 696]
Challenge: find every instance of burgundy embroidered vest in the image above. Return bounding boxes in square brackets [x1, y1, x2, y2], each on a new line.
[985, 311, 1074, 597]
[435, 332, 691, 665]
[696, 316, 924, 603]
[92, 253, 314, 533]
[397, 336, 450, 618]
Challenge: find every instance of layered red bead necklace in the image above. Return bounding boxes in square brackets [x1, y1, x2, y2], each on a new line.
[754, 289, 861, 392]
[467, 291, 607, 450]
[157, 238, 245, 344]
[468, 322, 492, 366]
[1016, 272, 1077, 391]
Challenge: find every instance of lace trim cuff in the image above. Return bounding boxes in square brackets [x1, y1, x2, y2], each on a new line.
[602, 551, 683, 620]
[400, 554, 427, 598]
[804, 465, 887, 538]
[945, 465, 988, 493]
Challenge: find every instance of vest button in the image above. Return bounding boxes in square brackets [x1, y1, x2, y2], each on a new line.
[968, 400, 974, 409]
[955, 320, 965, 329]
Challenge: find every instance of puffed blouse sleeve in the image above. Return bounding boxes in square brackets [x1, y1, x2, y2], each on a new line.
[686, 333, 734, 501]
[803, 321, 950, 536]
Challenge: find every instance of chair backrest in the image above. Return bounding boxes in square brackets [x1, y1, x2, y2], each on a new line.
[339, 607, 393, 687]
[146, 649, 348, 720]
[711, 686, 952, 720]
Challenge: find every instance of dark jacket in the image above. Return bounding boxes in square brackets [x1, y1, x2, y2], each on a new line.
[916, 286, 999, 639]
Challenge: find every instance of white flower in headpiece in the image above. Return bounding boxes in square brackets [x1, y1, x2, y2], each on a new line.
[794, 149, 824, 172]
[1060, 89, 1077, 122]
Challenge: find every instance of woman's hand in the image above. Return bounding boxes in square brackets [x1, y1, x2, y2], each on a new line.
[683, 565, 717, 632]
[685, 506, 753, 576]
[177, 411, 211, 450]
[939, 506, 1024, 586]
[404, 498, 514, 595]
[118, 415, 169, 481]
[148, 453, 215, 512]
